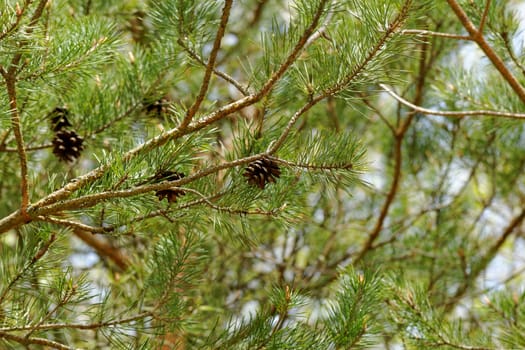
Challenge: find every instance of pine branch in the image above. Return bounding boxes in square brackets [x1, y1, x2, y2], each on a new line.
[393, 287, 493, 350]
[0, 1, 30, 41]
[0, 232, 57, 307]
[254, 285, 292, 350]
[270, 156, 353, 171]
[37, 216, 113, 234]
[3, 2, 523, 345]
[401, 29, 470, 40]
[0, 312, 154, 332]
[0, 0, 332, 236]
[269, 0, 412, 155]
[0, 68, 30, 219]
[30, 153, 265, 217]
[0, 143, 53, 153]
[305, 0, 336, 47]
[24, 283, 78, 339]
[428, 341, 492, 350]
[100, 189, 280, 234]
[446, 0, 525, 103]
[27, 0, 48, 29]
[181, 0, 233, 128]
[0, 0, 53, 221]
[256, 0, 329, 99]
[4, 0, 48, 74]
[0, 330, 75, 350]
[354, 38, 430, 264]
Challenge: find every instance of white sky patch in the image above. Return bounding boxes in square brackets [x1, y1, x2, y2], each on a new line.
[509, 0, 525, 51]
[361, 150, 386, 190]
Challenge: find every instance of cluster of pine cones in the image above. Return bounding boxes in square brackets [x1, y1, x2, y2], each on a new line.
[49, 107, 84, 162]
[47, 104, 281, 201]
[151, 157, 280, 205]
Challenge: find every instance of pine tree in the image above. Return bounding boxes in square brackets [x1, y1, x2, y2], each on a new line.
[1, 0, 525, 349]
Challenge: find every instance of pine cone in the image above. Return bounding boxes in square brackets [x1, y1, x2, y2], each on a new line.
[128, 10, 147, 44]
[153, 171, 186, 203]
[156, 189, 185, 203]
[143, 98, 168, 118]
[49, 107, 72, 131]
[243, 157, 281, 189]
[52, 130, 84, 162]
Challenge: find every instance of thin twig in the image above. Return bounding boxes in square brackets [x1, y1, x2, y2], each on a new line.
[256, 0, 329, 102]
[305, 0, 335, 47]
[354, 131, 403, 263]
[177, 187, 282, 216]
[478, 0, 491, 33]
[401, 29, 470, 40]
[267, 95, 325, 154]
[254, 286, 291, 350]
[106, 191, 227, 229]
[380, 84, 525, 119]
[181, 0, 233, 128]
[40, 215, 132, 270]
[362, 97, 396, 133]
[500, 31, 525, 77]
[269, 156, 352, 171]
[37, 216, 113, 233]
[216, 0, 272, 67]
[177, 38, 248, 96]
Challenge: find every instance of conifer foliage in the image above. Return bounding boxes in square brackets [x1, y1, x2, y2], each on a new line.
[1, 0, 525, 349]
